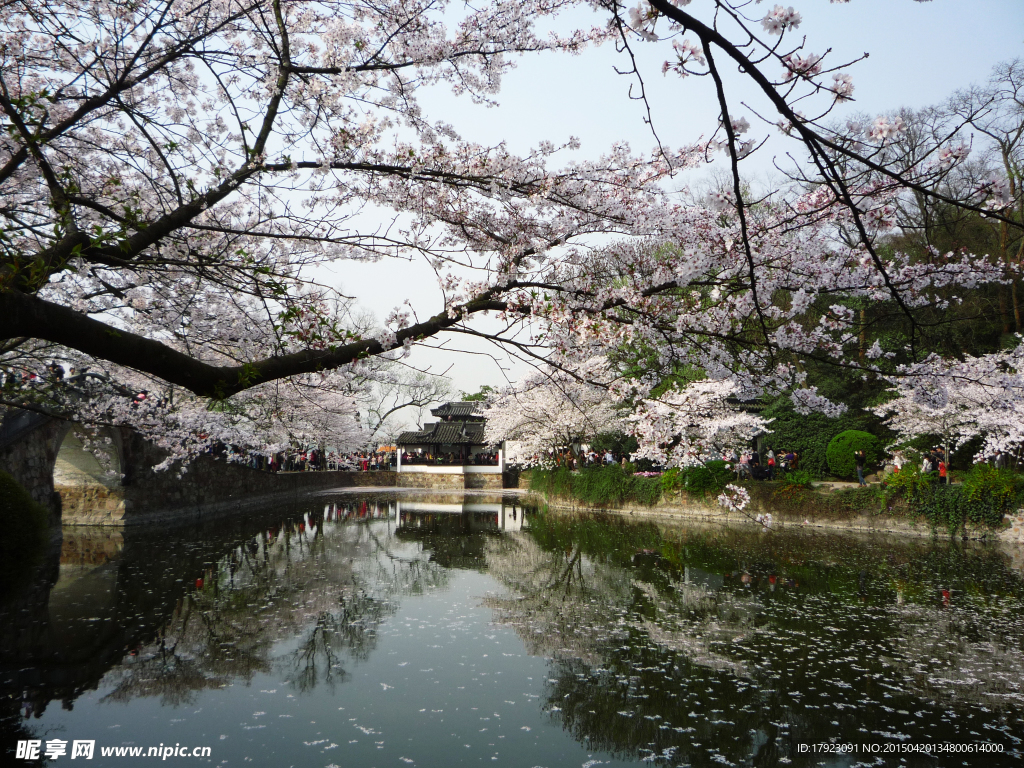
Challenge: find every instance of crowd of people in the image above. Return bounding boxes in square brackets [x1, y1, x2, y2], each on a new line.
[890, 447, 950, 484]
[242, 447, 507, 472]
[919, 448, 949, 484]
[238, 449, 396, 472]
[523, 449, 633, 470]
[734, 448, 800, 481]
[400, 450, 499, 466]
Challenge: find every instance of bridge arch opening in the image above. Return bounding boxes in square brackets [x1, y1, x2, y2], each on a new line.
[53, 429, 126, 525]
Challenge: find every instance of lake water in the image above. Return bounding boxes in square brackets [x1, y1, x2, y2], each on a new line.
[2, 489, 1023, 767]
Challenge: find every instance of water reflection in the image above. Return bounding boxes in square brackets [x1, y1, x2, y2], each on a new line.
[394, 498, 526, 571]
[485, 514, 1024, 765]
[398, 498, 526, 533]
[2, 496, 1023, 767]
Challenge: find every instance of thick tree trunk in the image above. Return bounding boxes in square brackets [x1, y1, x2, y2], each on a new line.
[858, 308, 867, 365]
[1013, 280, 1021, 333]
[1000, 219, 1018, 334]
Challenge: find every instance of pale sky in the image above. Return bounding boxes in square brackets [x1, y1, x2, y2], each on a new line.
[324, 0, 1024, 398]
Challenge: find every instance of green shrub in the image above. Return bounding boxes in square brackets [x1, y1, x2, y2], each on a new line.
[529, 464, 663, 507]
[528, 466, 549, 493]
[881, 462, 934, 507]
[0, 471, 50, 592]
[959, 464, 1022, 527]
[660, 467, 683, 495]
[550, 466, 573, 497]
[620, 471, 663, 506]
[779, 468, 814, 489]
[879, 463, 1019, 534]
[653, 460, 734, 500]
[680, 460, 734, 498]
[826, 430, 881, 480]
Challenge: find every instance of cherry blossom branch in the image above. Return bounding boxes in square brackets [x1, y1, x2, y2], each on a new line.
[0, 286, 506, 398]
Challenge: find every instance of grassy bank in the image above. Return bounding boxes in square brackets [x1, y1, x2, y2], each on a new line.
[529, 464, 662, 507]
[526, 462, 1022, 534]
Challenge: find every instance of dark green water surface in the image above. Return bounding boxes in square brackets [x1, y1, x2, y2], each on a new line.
[2, 490, 1023, 767]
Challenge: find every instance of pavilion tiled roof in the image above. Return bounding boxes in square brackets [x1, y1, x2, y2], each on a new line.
[433, 422, 485, 444]
[397, 420, 486, 445]
[430, 402, 485, 419]
[397, 429, 434, 444]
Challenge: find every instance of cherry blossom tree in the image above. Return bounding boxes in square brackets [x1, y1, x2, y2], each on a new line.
[27, 362, 369, 467]
[875, 344, 1024, 463]
[491, 0, 1019, 415]
[484, 358, 621, 465]
[0, 0, 681, 394]
[626, 379, 769, 468]
[2, 0, 1023, 466]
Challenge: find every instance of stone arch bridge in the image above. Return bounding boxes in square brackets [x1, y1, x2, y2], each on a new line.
[0, 408, 395, 527]
[0, 410, 138, 526]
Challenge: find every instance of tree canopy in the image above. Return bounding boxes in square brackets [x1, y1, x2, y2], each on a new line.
[2, 0, 1022, 463]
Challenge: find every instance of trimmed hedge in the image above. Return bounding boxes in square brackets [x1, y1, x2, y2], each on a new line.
[826, 430, 881, 480]
[0, 470, 50, 592]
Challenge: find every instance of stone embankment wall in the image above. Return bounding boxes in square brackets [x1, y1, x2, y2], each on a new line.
[0, 411, 402, 527]
[85, 454, 398, 527]
[1005, 510, 1024, 543]
[4, 410, 514, 528]
[523, 477, 1024, 544]
[75, 463, 507, 526]
[396, 472, 502, 490]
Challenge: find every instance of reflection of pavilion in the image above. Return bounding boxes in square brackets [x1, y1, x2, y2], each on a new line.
[394, 498, 526, 570]
[397, 499, 525, 533]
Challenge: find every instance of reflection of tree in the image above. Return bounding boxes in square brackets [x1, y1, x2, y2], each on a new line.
[102, 589, 273, 707]
[291, 612, 345, 693]
[288, 590, 396, 694]
[332, 590, 394, 662]
[484, 530, 766, 766]
[873, 541, 1024, 708]
[98, 508, 449, 706]
[484, 519, 760, 673]
[484, 532, 633, 665]
[886, 602, 1024, 707]
[637, 584, 753, 678]
[484, 512, 1024, 766]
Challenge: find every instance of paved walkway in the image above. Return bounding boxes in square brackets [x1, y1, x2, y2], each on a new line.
[812, 480, 877, 492]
